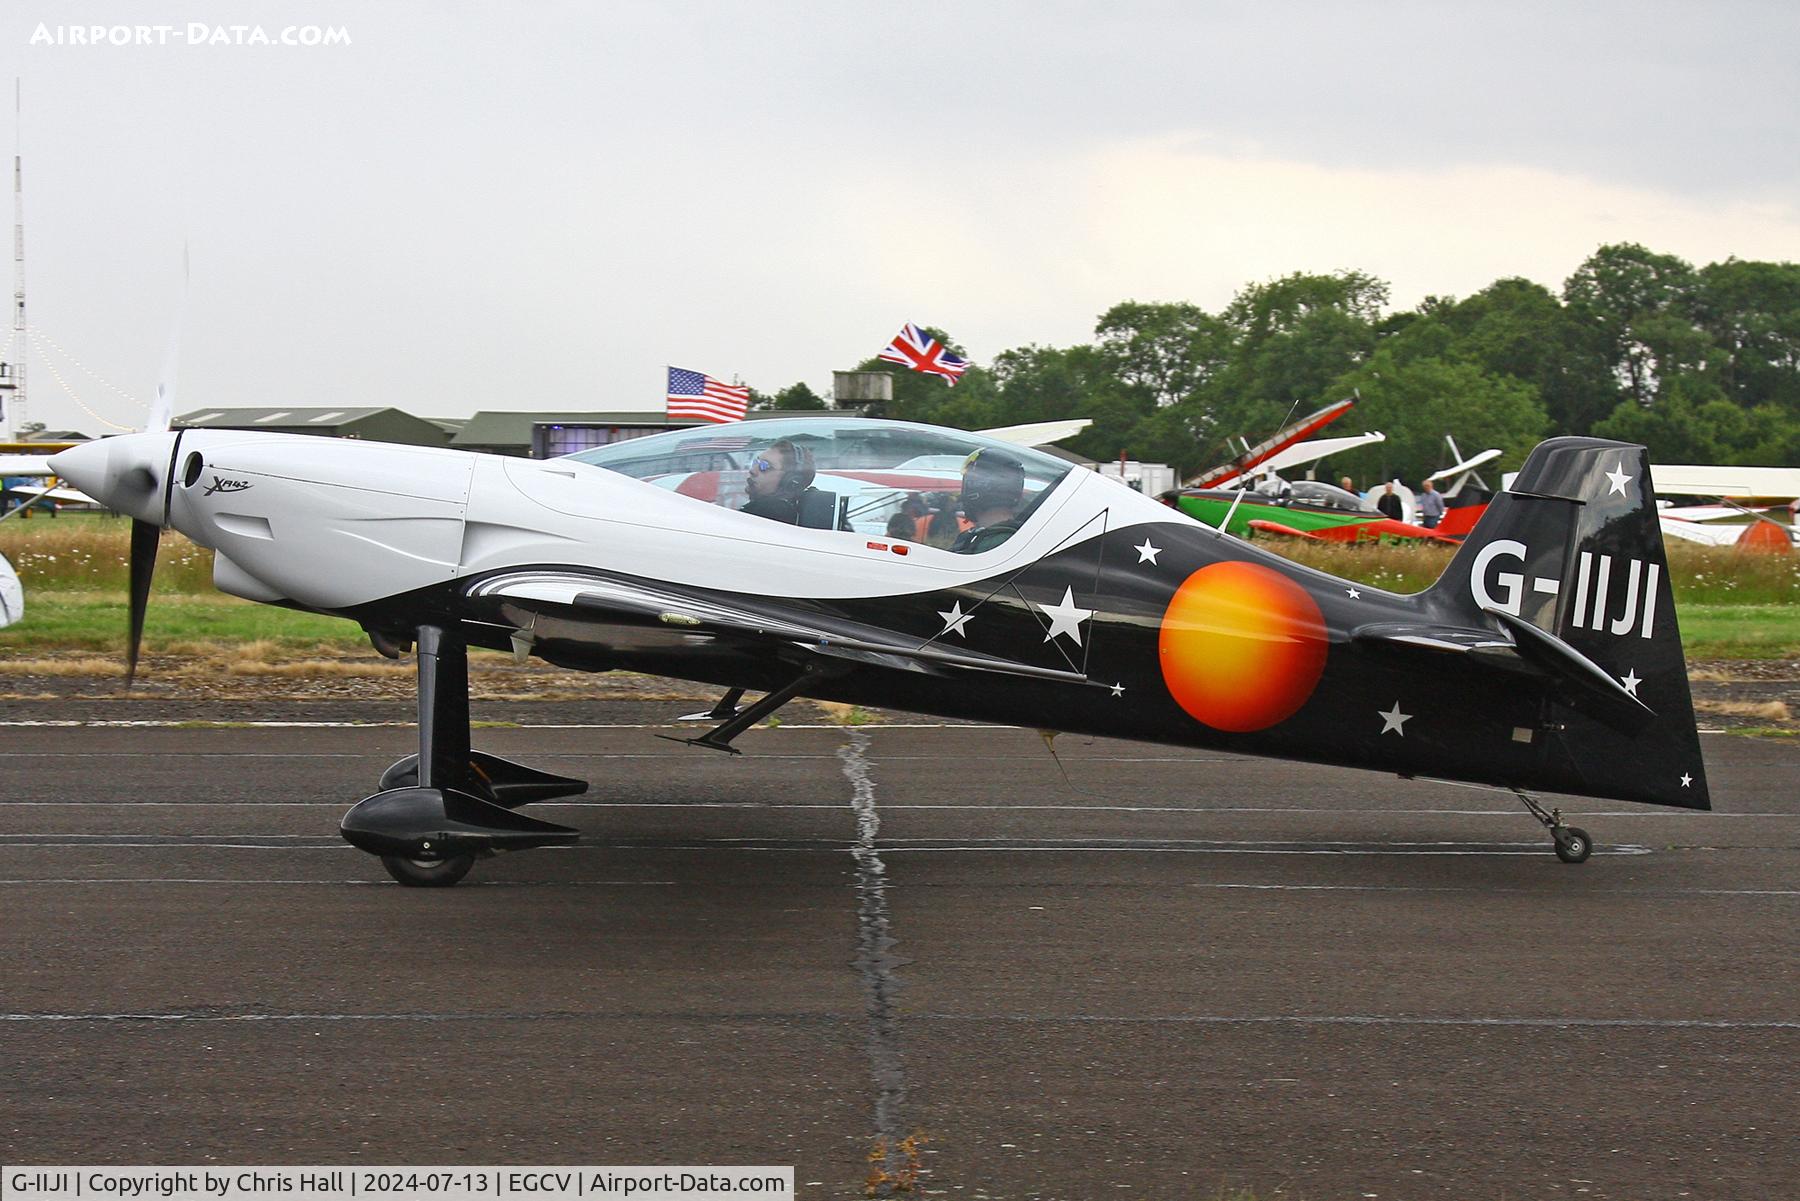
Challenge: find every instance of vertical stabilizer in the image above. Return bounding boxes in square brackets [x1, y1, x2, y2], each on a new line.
[1427, 437, 1709, 809]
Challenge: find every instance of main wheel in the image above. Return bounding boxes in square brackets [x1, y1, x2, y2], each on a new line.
[380, 852, 476, 887]
[1553, 826, 1593, 864]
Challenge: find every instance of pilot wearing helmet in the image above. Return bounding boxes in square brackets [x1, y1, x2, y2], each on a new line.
[951, 447, 1027, 553]
[742, 439, 838, 528]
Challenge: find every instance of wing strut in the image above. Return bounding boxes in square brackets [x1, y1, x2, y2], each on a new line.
[679, 686, 747, 723]
[659, 666, 841, 755]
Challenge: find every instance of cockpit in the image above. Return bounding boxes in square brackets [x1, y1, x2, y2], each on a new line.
[564, 417, 1074, 552]
[1286, 480, 1379, 514]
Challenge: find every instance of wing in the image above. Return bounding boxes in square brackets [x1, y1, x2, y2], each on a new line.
[1245, 518, 1326, 541]
[1651, 464, 1800, 500]
[463, 569, 1090, 684]
[5, 482, 95, 504]
[1302, 518, 1462, 545]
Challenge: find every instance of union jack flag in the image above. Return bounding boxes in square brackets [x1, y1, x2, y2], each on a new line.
[877, 322, 967, 386]
[666, 367, 750, 424]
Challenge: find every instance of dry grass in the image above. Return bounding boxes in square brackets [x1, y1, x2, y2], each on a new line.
[1694, 698, 1792, 721]
[0, 656, 123, 675]
[225, 659, 408, 678]
[813, 699, 877, 724]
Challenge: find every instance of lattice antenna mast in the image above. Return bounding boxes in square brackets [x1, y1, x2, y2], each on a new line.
[5, 79, 25, 440]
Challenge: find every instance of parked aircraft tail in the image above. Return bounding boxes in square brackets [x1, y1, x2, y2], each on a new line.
[1423, 437, 1709, 809]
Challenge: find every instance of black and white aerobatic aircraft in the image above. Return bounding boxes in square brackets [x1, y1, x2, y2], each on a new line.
[50, 417, 1709, 885]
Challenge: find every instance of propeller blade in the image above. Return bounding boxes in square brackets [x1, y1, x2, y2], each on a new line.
[126, 518, 160, 685]
[147, 242, 188, 435]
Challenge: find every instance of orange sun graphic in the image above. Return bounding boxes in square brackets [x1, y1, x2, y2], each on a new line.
[1158, 561, 1329, 732]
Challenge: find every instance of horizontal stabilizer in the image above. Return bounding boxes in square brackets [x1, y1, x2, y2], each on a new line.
[1484, 609, 1657, 736]
[1359, 610, 1656, 736]
[1353, 621, 1519, 659]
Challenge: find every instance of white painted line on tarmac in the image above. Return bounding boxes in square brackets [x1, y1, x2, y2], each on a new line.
[0, 1010, 1791, 1029]
[872, 843, 1659, 857]
[0, 842, 361, 850]
[539, 803, 1783, 817]
[1186, 882, 1800, 896]
[0, 835, 1659, 856]
[0, 835, 336, 846]
[0, 877, 1787, 896]
[917, 1013, 1800, 1030]
[0, 878, 678, 886]
[0, 751, 374, 758]
[1, 799, 1790, 816]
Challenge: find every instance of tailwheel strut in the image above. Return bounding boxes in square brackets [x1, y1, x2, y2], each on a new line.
[1512, 788, 1593, 864]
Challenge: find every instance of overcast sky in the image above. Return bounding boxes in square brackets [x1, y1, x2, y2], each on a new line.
[2, 0, 1797, 434]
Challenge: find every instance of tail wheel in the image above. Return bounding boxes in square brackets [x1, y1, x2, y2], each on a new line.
[1553, 827, 1594, 864]
[380, 852, 476, 887]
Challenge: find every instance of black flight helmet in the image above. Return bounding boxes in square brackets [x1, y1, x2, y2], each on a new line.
[960, 448, 1025, 517]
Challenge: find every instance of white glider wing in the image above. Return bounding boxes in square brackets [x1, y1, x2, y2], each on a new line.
[977, 419, 1094, 448]
[1652, 464, 1800, 499]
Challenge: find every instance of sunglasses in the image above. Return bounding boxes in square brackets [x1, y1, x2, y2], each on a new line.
[751, 457, 776, 473]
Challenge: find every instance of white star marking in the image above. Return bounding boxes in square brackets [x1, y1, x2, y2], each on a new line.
[1604, 462, 1633, 497]
[1038, 587, 1093, 646]
[1134, 538, 1162, 565]
[1620, 669, 1642, 697]
[1346, 587, 1361, 599]
[1378, 702, 1412, 736]
[937, 601, 973, 638]
[1680, 773, 1693, 788]
[1110, 682, 1125, 697]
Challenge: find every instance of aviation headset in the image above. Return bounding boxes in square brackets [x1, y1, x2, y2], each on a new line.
[758, 440, 816, 495]
[960, 448, 1026, 516]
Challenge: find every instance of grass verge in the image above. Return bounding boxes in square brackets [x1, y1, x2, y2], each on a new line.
[1675, 605, 1800, 660]
[0, 591, 365, 654]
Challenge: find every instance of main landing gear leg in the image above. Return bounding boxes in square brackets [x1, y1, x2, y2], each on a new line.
[340, 623, 582, 887]
[1512, 788, 1593, 864]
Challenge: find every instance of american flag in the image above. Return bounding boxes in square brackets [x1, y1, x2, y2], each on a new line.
[666, 367, 751, 423]
[877, 322, 967, 386]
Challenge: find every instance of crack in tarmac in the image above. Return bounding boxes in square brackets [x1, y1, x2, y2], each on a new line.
[839, 727, 915, 1194]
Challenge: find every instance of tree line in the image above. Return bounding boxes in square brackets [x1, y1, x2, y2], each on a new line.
[751, 243, 1800, 486]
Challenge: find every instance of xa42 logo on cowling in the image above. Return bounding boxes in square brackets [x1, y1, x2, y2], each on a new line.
[1472, 540, 1660, 640]
[202, 475, 252, 497]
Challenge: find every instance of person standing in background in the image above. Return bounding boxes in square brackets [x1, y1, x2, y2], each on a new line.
[1376, 482, 1403, 521]
[1417, 478, 1446, 529]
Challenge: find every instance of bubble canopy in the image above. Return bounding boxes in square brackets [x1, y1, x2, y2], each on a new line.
[564, 417, 1074, 546]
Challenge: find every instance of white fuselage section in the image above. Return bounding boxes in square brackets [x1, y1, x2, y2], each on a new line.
[57, 431, 1189, 611]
